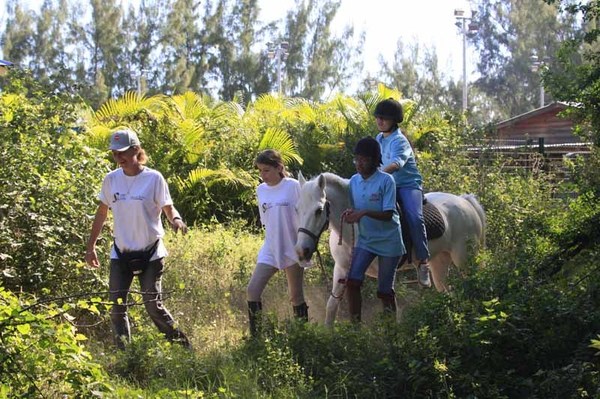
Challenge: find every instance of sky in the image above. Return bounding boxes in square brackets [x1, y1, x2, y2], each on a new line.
[259, 0, 477, 84]
[4, 0, 478, 85]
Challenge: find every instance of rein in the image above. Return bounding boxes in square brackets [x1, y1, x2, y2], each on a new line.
[330, 211, 354, 299]
[296, 201, 355, 301]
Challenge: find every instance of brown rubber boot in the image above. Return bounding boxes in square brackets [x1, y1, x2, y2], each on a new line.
[345, 279, 362, 323]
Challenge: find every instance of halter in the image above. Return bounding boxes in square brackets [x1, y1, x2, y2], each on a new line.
[297, 201, 354, 301]
[297, 201, 330, 247]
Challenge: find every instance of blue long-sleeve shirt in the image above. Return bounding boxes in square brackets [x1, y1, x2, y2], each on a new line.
[376, 128, 423, 190]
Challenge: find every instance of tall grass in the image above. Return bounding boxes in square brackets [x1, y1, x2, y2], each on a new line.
[81, 189, 600, 398]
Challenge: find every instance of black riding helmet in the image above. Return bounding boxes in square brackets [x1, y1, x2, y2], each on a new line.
[353, 137, 382, 166]
[373, 98, 403, 124]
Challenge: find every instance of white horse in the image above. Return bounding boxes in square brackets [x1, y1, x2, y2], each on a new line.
[294, 172, 486, 326]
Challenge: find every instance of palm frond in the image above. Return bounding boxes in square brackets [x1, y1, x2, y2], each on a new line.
[169, 91, 211, 121]
[251, 93, 285, 112]
[94, 91, 165, 124]
[176, 119, 208, 164]
[212, 101, 245, 122]
[377, 83, 402, 101]
[400, 99, 419, 126]
[173, 167, 255, 193]
[258, 128, 303, 166]
[336, 95, 366, 129]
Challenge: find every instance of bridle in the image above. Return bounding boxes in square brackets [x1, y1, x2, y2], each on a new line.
[297, 201, 354, 300]
[297, 201, 330, 248]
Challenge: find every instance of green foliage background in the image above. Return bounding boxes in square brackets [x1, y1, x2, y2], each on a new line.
[1, 66, 600, 397]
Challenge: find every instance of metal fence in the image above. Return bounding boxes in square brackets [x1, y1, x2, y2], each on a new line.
[465, 138, 592, 181]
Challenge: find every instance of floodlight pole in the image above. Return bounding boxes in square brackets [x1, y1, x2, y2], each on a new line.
[267, 42, 289, 96]
[454, 9, 478, 113]
[531, 54, 546, 108]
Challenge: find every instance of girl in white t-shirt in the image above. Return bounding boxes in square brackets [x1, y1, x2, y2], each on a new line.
[85, 129, 190, 349]
[246, 149, 307, 336]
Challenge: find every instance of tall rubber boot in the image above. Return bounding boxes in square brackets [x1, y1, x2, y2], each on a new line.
[293, 302, 309, 322]
[167, 329, 192, 350]
[345, 279, 362, 323]
[247, 301, 262, 337]
[377, 290, 397, 315]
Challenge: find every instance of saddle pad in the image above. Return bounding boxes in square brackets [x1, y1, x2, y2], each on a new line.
[398, 199, 446, 266]
[423, 200, 445, 240]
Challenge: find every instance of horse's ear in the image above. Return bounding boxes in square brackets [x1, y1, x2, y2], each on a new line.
[317, 174, 326, 191]
[298, 171, 306, 186]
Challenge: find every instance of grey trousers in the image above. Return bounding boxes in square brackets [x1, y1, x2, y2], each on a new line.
[247, 262, 305, 306]
[109, 258, 183, 347]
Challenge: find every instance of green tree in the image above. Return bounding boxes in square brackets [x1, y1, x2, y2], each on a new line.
[543, 0, 600, 141]
[379, 39, 453, 113]
[543, 0, 600, 194]
[87, 0, 125, 104]
[1, 1, 35, 66]
[124, 0, 163, 95]
[202, 0, 265, 101]
[282, 0, 363, 100]
[159, 0, 203, 94]
[471, 0, 581, 118]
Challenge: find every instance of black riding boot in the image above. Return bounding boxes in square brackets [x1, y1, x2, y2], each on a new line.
[346, 279, 362, 323]
[293, 302, 309, 322]
[167, 329, 192, 349]
[377, 290, 397, 315]
[247, 301, 262, 337]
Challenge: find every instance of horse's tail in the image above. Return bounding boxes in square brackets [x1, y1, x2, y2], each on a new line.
[462, 194, 486, 248]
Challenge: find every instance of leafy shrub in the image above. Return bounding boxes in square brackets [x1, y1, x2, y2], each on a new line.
[0, 285, 113, 397]
[0, 71, 108, 295]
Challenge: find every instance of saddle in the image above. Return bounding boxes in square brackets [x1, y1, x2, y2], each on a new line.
[398, 197, 445, 266]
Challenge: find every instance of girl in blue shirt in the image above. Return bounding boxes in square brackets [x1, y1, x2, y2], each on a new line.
[374, 98, 431, 288]
[343, 137, 405, 322]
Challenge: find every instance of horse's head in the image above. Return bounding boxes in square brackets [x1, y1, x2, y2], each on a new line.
[295, 172, 330, 262]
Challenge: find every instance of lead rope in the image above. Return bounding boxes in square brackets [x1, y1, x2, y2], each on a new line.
[328, 211, 354, 299]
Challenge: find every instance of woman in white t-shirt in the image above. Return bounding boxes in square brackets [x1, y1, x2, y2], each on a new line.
[85, 129, 190, 349]
[247, 149, 307, 336]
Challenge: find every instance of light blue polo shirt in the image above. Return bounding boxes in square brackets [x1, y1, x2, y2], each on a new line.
[348, 170, 405, 257]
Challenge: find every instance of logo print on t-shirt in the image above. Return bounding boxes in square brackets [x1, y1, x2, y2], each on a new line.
[369, 193, 381, 202]
[113, 192, 144, 203]
[113, 192, 127, 203]
[262, 201, 290, 213]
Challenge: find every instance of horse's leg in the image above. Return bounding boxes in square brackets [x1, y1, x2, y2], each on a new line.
[325, 264, 346, 327]
[429, 251, 452, 292]
[447, 238, 473, 281]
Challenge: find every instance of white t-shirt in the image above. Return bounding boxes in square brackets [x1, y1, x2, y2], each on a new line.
[98, 167, 172, 261]
[256, 177, 300, 269]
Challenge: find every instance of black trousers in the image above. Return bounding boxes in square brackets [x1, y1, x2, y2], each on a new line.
[108, 258, 183, 347]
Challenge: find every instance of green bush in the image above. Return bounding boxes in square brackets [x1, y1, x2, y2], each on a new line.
[0, 285, 113, 397]
[0, 71, 108, 295]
